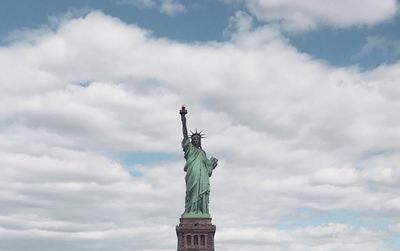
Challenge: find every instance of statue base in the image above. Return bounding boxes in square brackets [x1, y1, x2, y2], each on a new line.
[176, 218, 216, 251]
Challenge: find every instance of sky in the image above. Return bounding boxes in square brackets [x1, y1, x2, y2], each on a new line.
[0, 0, 400, 250]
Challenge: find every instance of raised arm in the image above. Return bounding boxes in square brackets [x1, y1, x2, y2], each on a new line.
[180, 106, 188, 140]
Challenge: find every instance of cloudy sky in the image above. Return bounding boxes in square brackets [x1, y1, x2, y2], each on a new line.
[1, 0, 400, 250]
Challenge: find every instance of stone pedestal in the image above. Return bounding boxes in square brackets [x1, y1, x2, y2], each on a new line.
[176, 218, 216, 251]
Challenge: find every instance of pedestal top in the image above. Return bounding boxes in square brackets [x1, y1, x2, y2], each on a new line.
[179, 218, 212, 225]
[177, 217, 215, 232]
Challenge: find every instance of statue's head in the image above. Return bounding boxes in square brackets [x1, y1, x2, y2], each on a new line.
[190, 129, 205, 149]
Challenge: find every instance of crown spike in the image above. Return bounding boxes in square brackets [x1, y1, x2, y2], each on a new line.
[190, 128, 206, 139]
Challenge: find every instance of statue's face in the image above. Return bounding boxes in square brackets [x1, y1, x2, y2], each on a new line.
[191, 135, 201, 148]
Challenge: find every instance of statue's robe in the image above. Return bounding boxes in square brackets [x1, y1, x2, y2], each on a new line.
[182, 138, 215, 217]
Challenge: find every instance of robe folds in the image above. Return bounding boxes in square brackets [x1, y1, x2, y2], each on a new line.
[182, 138, 215, 217]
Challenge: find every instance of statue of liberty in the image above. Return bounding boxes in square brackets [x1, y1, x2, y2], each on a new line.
[179, 106, 218, 218]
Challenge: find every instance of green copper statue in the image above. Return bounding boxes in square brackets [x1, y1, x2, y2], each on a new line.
[179, 106, 218, 218]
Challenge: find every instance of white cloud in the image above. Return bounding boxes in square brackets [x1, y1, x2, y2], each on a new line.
[1, 11, 400, 250]
[224, 11, 255, 39]
[356, 36, 390, 58]
[116, 0, 156, 9]
[116, 0, 186, 16]
[241, 0, 398, 31]
[310, 168, 359, 186]
[217, 224, 388, 251]
[160, 0, 186, 16]
[354, 35, 400, 60]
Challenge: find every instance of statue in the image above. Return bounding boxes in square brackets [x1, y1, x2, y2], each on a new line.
[179, 106, 218, 218]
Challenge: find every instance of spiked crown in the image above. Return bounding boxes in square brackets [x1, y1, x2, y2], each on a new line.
[190, 129, 206, 139]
